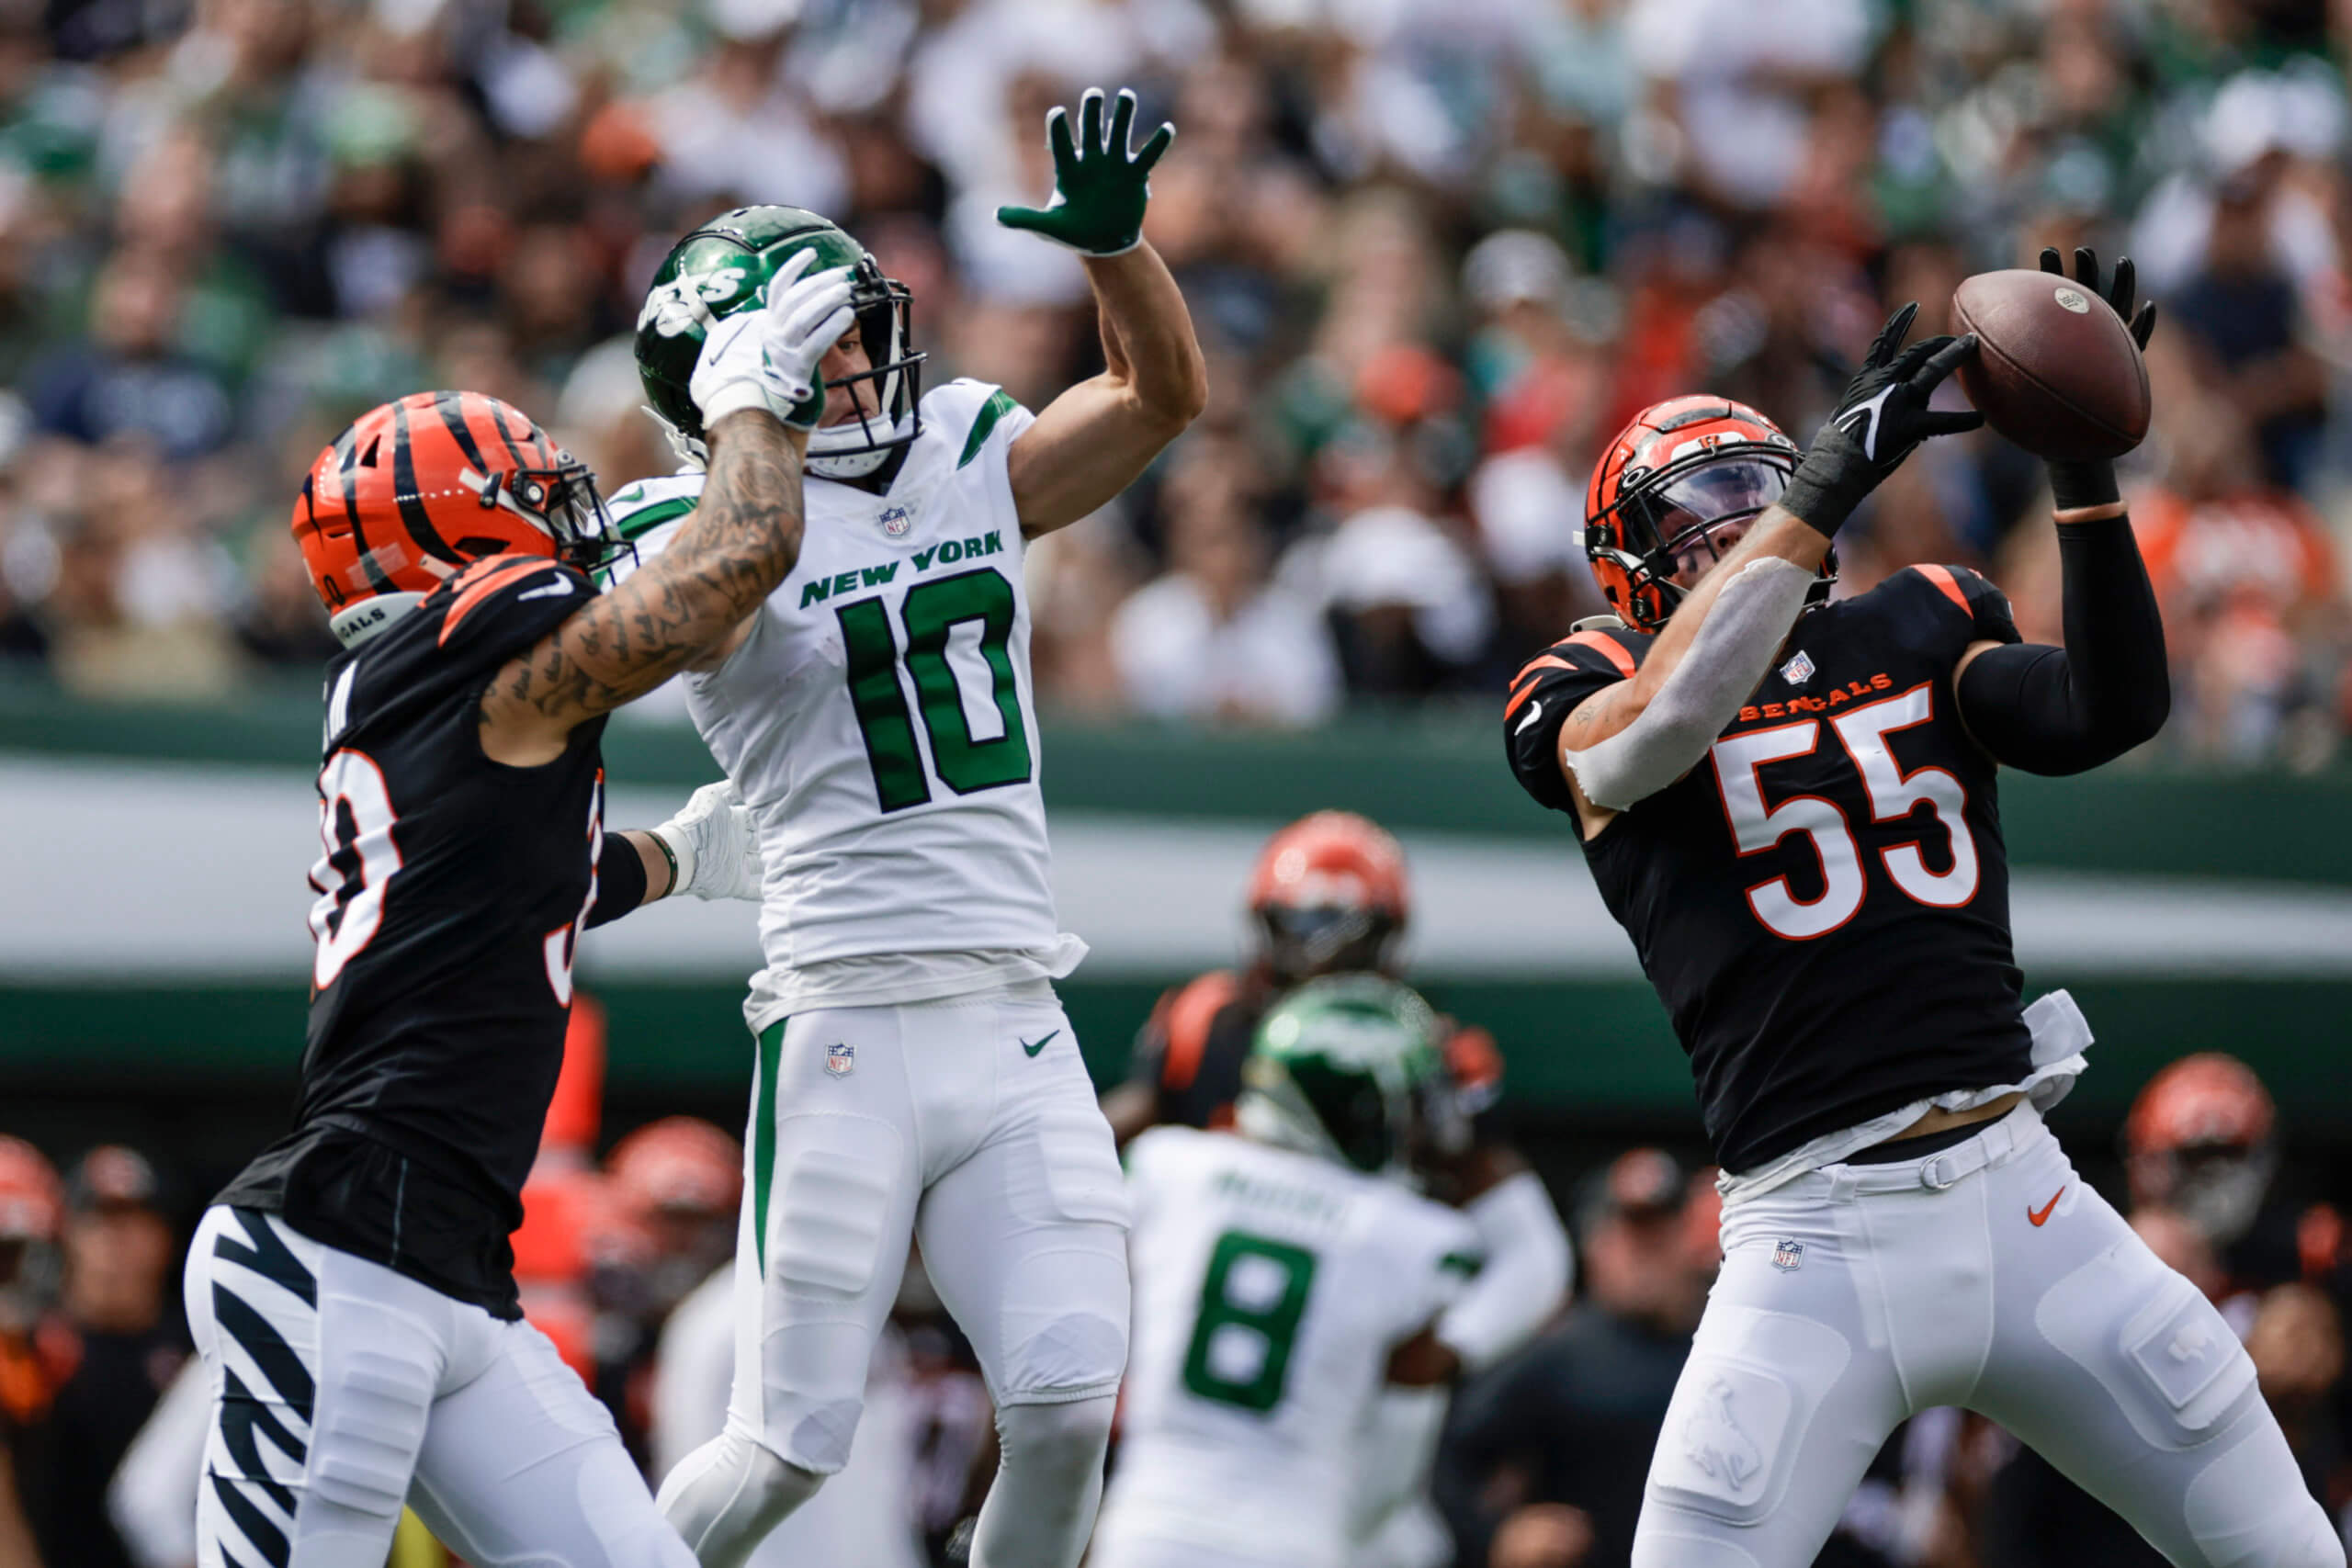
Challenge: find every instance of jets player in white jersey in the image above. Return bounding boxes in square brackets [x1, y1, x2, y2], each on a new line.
[1094, 977, 1484, 1568]
[615, 86, 1206, 1568]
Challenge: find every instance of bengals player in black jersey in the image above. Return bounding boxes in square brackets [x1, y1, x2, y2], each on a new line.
[186, 254, 860, 1568]
[1102, 811, 1571, 1561]
[1503, 253, 2338, 1568]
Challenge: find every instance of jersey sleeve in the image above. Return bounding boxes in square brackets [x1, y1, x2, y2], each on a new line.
[932, 379, 1035, 478]
[1902, 564, 2021, 654]
[1501, 626, 1650, 814]
[416, 557, 598, 674]
[598, 478, 704, 586]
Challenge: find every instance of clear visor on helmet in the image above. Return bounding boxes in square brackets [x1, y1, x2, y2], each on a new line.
[1623, 456, 1790, 581]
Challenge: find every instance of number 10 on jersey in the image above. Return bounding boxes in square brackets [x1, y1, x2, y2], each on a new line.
[837, 567, 1033, 811]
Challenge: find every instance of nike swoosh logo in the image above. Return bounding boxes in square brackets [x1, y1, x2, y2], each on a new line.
[1834, 384, 1900, 462]
[2028, 1187, 2064, 1227]
[517, 580, 574, 602]
[1513, 698, 1544, 736]
[1021, 1030, 1060, 1058]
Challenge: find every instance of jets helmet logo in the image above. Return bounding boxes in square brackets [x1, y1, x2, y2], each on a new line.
[637, 267, 750, 337]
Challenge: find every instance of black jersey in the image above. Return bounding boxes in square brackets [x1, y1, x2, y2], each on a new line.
[217, 555, 606, 1318]
[1504, 566, 2034, 1175]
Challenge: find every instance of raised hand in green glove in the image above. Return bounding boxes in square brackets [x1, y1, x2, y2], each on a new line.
[995, 86, 1173, 257]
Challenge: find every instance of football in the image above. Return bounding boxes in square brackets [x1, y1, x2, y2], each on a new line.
[1949, 267, 2151, 461]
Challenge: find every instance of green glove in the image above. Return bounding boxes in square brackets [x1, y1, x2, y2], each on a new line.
[995, 86, 1173, 257]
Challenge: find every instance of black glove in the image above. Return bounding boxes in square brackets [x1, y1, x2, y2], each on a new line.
[1779, 302, 1983, 539]
[2039, 245, 2158, 513]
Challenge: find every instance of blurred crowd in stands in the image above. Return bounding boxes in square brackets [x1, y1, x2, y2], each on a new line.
[0, 0, 2349, 763]
[3, 1033, 2346, 1568]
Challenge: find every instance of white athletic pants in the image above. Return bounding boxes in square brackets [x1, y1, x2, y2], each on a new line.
[184, 1205, 695, 1568]
[715, 988, 1131, 1474]
[1632, 1105, 2343, 1568]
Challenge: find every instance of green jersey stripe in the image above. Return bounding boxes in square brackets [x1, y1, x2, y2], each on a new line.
[615, 495, 698, 541]
[956, 389, 1022, 470]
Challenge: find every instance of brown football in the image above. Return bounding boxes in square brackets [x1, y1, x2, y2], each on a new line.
[1950, 268, 2151, 462]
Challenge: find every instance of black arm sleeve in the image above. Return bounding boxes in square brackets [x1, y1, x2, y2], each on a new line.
[585, 831, 650, 929]
[1955, 513, 2170, 775]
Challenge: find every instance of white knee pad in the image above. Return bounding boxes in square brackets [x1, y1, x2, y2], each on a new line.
[655, 1431, 824, 1568]
[1631, 1529, 1766, 1568]
[2184, 1419, 2346, 1568]
[1644, 1304, 1852, 1527]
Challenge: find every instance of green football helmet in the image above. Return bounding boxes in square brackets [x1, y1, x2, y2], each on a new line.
[1238, 976, 1443, 1176]
[635, 205, 922, 482]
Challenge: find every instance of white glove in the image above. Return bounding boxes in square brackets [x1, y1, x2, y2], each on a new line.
[688, 248, 857, 433]
[648, 780, 763, 901]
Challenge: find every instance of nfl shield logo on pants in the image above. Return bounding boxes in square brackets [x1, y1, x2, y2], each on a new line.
[1771, 1238, 1804, 1271]
[825, 1043, 854, 1077]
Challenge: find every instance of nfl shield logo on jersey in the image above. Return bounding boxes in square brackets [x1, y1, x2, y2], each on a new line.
[877, 505, 911, 537]
[1772, 1238, 1805, 1271]
[1779, 651, 1815, 687]
[825, 1043, 854, 1077]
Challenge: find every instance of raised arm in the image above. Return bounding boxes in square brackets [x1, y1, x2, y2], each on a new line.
[1955, 248, 2170, 773]
[997, 87, 1208, 537]
[1555, 309, 1982, 826]
[479, 254, 853, 766]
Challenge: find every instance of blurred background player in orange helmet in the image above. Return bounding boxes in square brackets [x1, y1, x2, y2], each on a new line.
[593, 1115, 743, 1464]
[2126, 1053, 2343, 1298]
[1100, 808, 1570, 1568]
[1104, 810, 1414, 1142]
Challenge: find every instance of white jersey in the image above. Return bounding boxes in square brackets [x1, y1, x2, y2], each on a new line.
[1099, 1127, 1481, 1568]
[611, 380, 1082, 1025]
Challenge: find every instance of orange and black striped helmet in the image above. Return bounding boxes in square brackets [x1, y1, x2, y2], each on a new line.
[1585, 396, 1814, 631]
[1247, 810, 1411, 983]
[292, 390, 624, 648]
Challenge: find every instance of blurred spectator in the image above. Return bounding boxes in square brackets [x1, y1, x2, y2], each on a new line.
[27, 250, 232, 461]
[1434, 1148, 1711, 1568]
[0, 0, 2341, 747]
[39, 1146, 183, 1568]
[1112, 443, 1340, 726]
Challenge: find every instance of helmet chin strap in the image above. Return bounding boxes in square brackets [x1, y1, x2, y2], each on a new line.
[644, 406, 708, 474]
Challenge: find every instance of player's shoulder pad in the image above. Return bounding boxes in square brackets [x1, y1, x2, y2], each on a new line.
[1159, 969, 1240, 1092]
[416, 555, 594, 664]
[1502, 622, 1653, 815]
[1894, 563, 2021, 649]
[923, 378, 1033, 472]
[606, 472, 706, 547]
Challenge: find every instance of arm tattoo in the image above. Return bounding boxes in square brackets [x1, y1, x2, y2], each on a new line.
[482, 415, 806, 733]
